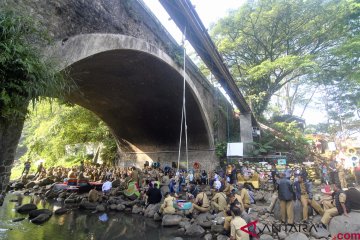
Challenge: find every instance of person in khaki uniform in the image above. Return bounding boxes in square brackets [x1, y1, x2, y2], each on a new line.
[224, 193, 242, 232]
[191, 191, 210, 213]
[160, 192, 176, 214]
[277, 173, 294, 224]
[338, 160, 347, 189]
[294, 176, 324, 222]
[211, 190, 227, 212]
[238, 184, 251, 212]
[230, 206, 250, 240]
[321, 184, 349, 227]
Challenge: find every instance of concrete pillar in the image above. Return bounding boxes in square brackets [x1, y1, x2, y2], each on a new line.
[239, 112, 253, 143]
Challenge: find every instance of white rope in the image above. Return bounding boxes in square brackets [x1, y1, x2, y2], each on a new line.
[177, 26, 189, 172]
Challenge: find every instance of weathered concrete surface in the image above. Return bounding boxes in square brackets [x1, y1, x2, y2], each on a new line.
[1, 0, 252, 169]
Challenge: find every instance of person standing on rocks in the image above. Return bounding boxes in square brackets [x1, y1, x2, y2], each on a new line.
[277, 173, 294, 224]
[320, 184, 349, 229]
[338, 159, 347, 189]
[294, 175, 324, 223]
[21, 160, 31, 176]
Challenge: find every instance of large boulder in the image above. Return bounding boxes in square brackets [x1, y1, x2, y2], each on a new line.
[284, 232, 309, 240]
[185, 224, 205, 237]
[29, 209, 53, 219]
[162, 214, 182, 226]
[204, 233, 213, 240]
[30, 213, 51, 224]
[329, 211, 360, 237]
[196, 212, 214, 228]
[38, 178, 54, 187]
[144, 203, 161, 218]
[116, 204, 126, 211]
[310, 226, 330, 239]
[132, 205, 143, 214]
[16, 203, 37, 213]
[210, 224, 224, 233]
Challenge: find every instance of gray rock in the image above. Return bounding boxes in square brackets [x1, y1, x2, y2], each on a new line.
[96, 204, 106, 212]
[210, 224, 224, 233]
[79, 201, 97, 210]
[162, 214, 182, 226]
[29, 209, 52, 219]
[144, 203, 161, 218]
[132, 205, 143, 214]
[204, 233, 213, 240]
[196, 212, 213, 228]
[329, 211, 360, 237]
[153, 212, 162, 221]
[278, 231, 288, 240]
[179, 221, 191, 230]
[310, 226, 330, 239]
[64, 198, 76, 204]
[171, 237, 184, 240]
[216, 235, 228, 240]
[185, 224, 205, 237]
[285, 232, 309, 240]
[213, 216, 225, 225]
[54, 208, 68, 215]
[12, 217, 25, 222]
[30, 213, 51, 224]
[260, 234, 274, 240]
[116, 204, 125, 211]
[109, 204, 117, 210]
[16, 203, 37, 213]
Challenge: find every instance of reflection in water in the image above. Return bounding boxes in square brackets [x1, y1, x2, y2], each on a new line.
[0, 193, 190, 240]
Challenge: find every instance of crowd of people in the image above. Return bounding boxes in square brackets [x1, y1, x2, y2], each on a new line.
[19, 156, 360, 239]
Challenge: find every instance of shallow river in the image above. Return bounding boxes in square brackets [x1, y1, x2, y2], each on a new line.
[0, 193, 189, 240]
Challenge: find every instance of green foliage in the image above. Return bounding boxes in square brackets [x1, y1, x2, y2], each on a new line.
[211, 0, 357, 117]
[22, 100, 117, 166]
[215, 142, 227, 159]
[249, 140, 274, 156]
[0, 9, 72, 119]
[261, 122, 311, 161]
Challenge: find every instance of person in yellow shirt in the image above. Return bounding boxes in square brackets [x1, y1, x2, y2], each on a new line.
[211, 189, 227, 213]
[230, 206, 250, 240]
[160, 192, 176, 215]
[191, 191, 210, 213]
[238, 184, 251, 212]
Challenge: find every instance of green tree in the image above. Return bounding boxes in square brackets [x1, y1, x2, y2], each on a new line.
[0, 10, 71, 205]
[22, 100, 117, 167]
[211, 0, 356, 118]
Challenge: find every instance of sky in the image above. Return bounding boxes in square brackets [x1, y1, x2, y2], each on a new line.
[142, 0, 326, 124]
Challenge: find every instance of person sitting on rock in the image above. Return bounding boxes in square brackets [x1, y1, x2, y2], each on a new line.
[146, 183, 162, 206]
[159, 192, 176, 215]
[211, 188, 227, 213]
[190, 190, 210, 213]
[320, 184, 349, 229]
[223, 192, 242, 234]
[238, 184, 251, 213]
[294, 175, 324, 223]
[344, 187, 360, 212]
[230, 206, 250, 240]
[22, 160, 31, 177]
[88, 186, 100, 202]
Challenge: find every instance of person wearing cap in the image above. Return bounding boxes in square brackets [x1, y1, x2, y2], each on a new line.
[159, 192, 176, 215]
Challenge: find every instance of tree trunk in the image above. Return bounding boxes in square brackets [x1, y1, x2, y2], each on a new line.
[0, 115, 26, 206]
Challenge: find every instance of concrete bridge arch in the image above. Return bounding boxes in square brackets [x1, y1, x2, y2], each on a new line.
[50, 33, 215, 167]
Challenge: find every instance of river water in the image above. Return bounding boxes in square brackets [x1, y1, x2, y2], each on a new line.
[0, 193, 188, 240]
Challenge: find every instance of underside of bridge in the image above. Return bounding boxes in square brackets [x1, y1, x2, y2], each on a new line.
[66, 49, 212, 166]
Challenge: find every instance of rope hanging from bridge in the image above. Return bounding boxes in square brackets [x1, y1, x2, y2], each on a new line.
[177, 27, 189, 172]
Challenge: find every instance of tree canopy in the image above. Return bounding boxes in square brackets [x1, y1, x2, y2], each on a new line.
[211, 0, 359, 118]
